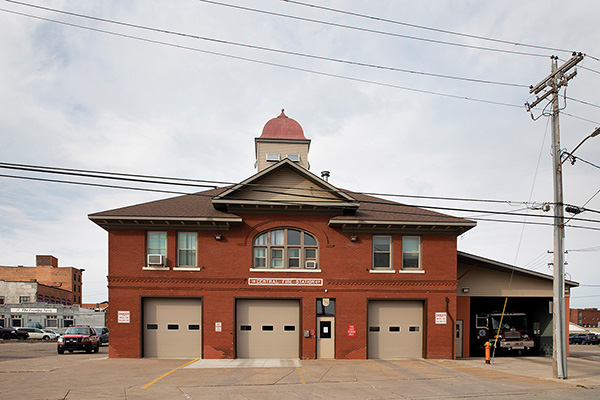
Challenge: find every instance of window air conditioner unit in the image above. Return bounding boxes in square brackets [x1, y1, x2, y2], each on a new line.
[305, 260, 317, 269]
[147, 254, 166, 266]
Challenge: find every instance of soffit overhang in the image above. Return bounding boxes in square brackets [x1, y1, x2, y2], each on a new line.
[329, 219, 477, 235]
[88, 215, 242, 230]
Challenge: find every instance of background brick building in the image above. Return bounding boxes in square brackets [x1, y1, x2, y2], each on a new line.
[0, 255, 84, 305]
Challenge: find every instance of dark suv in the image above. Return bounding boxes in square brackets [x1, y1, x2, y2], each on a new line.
[0, 326, 29, 340]
[569, 332, 600, 345]
[57, 326, 100, 354]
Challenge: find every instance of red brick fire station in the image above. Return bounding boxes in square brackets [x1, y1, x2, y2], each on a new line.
[89, 110, 568, 360]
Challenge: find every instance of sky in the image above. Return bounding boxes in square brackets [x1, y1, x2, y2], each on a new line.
[0, 0, 598, 308]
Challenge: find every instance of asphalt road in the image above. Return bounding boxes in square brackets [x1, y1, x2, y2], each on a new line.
[0, 341, 598, 399]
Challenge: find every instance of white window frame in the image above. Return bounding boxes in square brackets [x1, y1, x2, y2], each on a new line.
[401, 236, 421, 270]
[252, 228, 319, 271]
[177, 232, 198, 269]
[266, 153, 280, 162]
[146, 231, 168, 269]
[372, 235, 392, 270]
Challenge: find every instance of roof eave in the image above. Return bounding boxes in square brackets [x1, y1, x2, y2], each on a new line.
[329, 219, 477, 234]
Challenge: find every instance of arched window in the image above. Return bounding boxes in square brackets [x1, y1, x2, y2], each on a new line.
[253, 228, 318, 269]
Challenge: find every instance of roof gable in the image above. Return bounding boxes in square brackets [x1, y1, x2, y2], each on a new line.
[212, 159, 359, 212]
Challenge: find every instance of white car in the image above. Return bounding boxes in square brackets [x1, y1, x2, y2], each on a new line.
[41, 329, 59, 340]
[17, 327, 55, 341]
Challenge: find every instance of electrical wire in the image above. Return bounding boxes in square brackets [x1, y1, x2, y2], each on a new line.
[558, 57, 600, 75]
[282, 0, 597, 60]
[2, 161, 599, 223]
[513, 114, 550, 265]
[562, 112, 600, 125]
[1, 0, 528, 88]
[568, 156, 600, 171]
[565, 96, 600, 110]
[0, 7, 524, 109]
[197, 0, 555, 59]
[0, 162, 538, 207]
[2, 170, 600, 230]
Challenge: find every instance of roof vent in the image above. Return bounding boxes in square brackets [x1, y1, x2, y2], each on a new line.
[321, 170, 330, 182]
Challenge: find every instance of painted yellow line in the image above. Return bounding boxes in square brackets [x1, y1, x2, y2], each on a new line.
[294, 358, 306, 384]
[142, 358, 199, 389]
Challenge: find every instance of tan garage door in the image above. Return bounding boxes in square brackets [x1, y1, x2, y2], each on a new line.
[143, 297, 202, 358]
[236, 299, 300, 358]
[368, 300, 423, 359]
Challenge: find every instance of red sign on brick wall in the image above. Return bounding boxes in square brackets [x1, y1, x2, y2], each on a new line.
[347, 324, 357, 337]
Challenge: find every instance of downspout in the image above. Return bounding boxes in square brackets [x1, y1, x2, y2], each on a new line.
[446, 297, 455, 360]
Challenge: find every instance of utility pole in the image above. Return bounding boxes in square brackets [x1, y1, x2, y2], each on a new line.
[526, 52, 583, 380]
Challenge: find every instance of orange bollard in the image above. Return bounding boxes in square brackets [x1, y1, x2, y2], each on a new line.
[485, 341, 491, 364]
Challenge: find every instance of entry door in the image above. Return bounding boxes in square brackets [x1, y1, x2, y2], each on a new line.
[317, 316, 335, 359]
[456, 320, 463, 358]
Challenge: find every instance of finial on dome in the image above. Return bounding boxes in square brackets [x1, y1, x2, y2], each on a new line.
[279, 109, 287, 118]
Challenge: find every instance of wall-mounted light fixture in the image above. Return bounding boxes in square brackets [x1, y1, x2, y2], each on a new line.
[214, 233, 222, 241]
[350, 235, 357, 242]
[461, 287, 470, 293]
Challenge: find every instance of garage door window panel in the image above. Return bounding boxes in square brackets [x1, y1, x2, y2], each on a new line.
[252, 228, 318, 270]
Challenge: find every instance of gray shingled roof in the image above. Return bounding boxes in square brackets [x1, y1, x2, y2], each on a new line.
[89, 185, 474, 230]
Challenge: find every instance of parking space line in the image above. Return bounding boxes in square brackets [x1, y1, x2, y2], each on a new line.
[295, 359, 306, 384]
[142, 358, 199, 389]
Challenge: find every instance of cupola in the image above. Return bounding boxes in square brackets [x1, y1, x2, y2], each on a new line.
[255, 109, 311, 172]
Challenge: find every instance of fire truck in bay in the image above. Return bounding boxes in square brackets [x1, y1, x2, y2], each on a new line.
[476, 312, 535, 352]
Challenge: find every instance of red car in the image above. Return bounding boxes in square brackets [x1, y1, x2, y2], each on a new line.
[57, 326, 100, 354]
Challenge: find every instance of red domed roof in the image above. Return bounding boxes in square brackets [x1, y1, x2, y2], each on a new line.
[260, 109, 306, 140]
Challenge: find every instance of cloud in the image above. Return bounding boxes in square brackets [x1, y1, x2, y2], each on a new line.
[0, 0, 599, 306]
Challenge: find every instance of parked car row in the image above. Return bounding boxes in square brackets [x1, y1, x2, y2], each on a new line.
[1, 325, 108, 344]
[569, 332, 600, 345]
[16, 327, 59, 341]
[0, 326, 29, 340]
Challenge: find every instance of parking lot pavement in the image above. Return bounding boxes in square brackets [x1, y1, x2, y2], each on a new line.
[0, 341, 598, 399]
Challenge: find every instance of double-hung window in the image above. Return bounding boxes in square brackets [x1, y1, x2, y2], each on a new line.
[372, 236, 392, 269]
[402, 236, 421, 269]
[147, 232, 167, 268]
[178, 232, 197, 267]
[253, 228, 318, 270]
[147, 232, 167, 255]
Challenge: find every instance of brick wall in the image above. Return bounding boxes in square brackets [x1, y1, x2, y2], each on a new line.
[106, 213, 459, 359]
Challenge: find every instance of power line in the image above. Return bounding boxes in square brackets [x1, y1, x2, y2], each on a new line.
[2, 169, 600, 230]
[282, 0, 596, 60]
[198, 0, 554, 59]
[565, 96, 600, 110]
[568, 155, 600, 171]
[1, 0, 528, 88]
[558, 57, 600, 75]
[0, 7, 524, 109]
[561, 112, 600, 125]
[0, 162, 568, 211]
[2, 161, 599, 221]
[0, 161, 537, 205]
